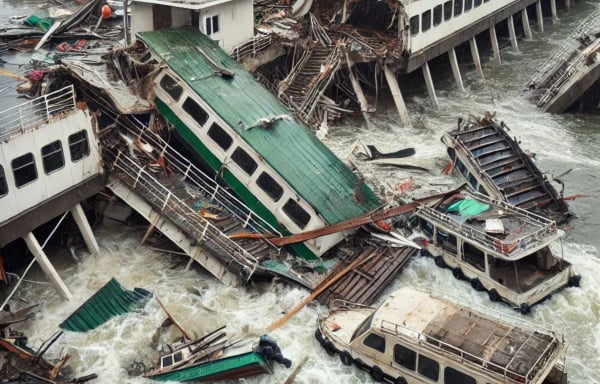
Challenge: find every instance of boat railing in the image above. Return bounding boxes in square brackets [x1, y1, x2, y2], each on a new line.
[379, 319, 560, 384]
[526, 40, 577, 88]
[230, 33, 273, 63]
[416, 193, 557, 258]
[0, 85, 76, 141]
[123, 117, 282, 239]
[536, 53, 586, 108]
[572, 9, 600, 38]
[105, 147, 260, 277]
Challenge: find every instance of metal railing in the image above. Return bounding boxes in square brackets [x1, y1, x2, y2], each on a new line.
[230, 34, 273, 63]
[105, 147, 260, 277]
[379, 318, 560, 384]
[416, 192, 558, 259]
[0, 85, 76, 141]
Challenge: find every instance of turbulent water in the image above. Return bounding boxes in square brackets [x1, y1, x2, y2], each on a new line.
[1, 1, 600, 383]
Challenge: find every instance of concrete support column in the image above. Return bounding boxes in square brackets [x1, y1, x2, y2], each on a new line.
[522, 9, 533, 40]
[23, 232, 72, 300]
[70, 203, 99, 255]
[564, 0, 570, 10]
[421, 61, 439, 108]
[382, 65, 411, 127]
[550, 0, 557, 20]
[489, 25, 502, 65]
[345, 52, 373, 128]
[448, 48, 465, 93]
[508, 15, 519, 51]
[469, 38, 485, 79]
[536, 1, 544, 32]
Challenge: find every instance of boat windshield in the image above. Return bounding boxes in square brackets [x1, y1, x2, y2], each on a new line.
[351, 312, 375, 342]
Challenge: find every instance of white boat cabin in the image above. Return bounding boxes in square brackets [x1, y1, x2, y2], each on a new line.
[129, 0, 254, 53]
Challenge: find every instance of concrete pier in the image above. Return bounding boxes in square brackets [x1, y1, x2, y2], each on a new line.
[383, 65, 411, 127]
[449, 48, 465, 92]
[70, 203, 99, 255]
[536, 1, 544, 32]
[508, 15, 519, 51]
[470, 38, 485, 79]
[490, 25, 502, 64]
[422, 62, 439, 108]
[522, 9, 533, 40]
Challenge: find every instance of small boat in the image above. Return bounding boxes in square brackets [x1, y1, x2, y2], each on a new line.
[144, 326, 291, 382]
[441, 113, 573, 225]
[405, 189, 580, 314]
[316, 286, 569, 384]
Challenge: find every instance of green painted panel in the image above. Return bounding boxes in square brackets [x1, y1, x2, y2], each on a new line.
[59, 278, 152, 332]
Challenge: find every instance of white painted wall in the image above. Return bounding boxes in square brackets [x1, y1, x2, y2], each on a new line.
[130, 3, 154, 39]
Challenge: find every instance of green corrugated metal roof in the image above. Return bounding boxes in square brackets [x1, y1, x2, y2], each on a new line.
[137, 28, 381, 224]
[59, 278, 152, 332]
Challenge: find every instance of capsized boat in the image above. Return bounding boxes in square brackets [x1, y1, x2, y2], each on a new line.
[316, 286, 568, 384]
[441, 113, 573, 225]
[144, 326, 291, 382]
[404, 190, 580, 314]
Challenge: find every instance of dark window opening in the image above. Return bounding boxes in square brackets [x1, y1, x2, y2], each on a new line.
[68, 130, 90, 162]
[207, 123, 232, 151]
[418, 354, 439, 381]
[159, 74, 183, 101]
[282, 199, 310, 229]
[231, 147, 257, 176]
[454, 0, 463, 16]
[13, 153, 37, 187]
[174, 352, 183, 363]
[437, 230, 457, 252]
[183, 97, 209, 127]
[444, 367, 476, 384]
[257, 172, 283, 201]
[363, 333, 386, 353]
[422, 220, 434, 237]
[162, 355, 173, 368]
[410, 15, 419, 35]
[0, 166, 7, 197]
[465, 0, 473, 11]
[421, 10, 432, 32]
[443, 1, 453, 20]
[463, 241, 485, 271]
[474, 0, 482, 6]
[433, 5, 443, 26]
[351, 313, 374, 342]
[205, 15, 219, 35]
[394, 344, 416, 370]
[42, 140, 64, 174]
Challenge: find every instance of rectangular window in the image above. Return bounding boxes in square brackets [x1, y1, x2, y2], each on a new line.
[433, 5, 443, 26]
[41, 140, 64, 174]
[443, 1, 453, 20]
[444, 367, 476, 384]
[421, 10, 432, 32]
[474, 0, 482, 6]
[231, 147, 257, 176]
[12, 153, 37, 187]
[465, 0, 473, 11]
[0, 165, 8, 197]
[410, 15, 419, 36]
[160, 74, 183, 101]
[161, 355, 173, 368]
[68, 130, 90, 162]
[257, 172, 284, 201]
[454, 0, 463, 16]
[363, 333, 386, 353]
[463, 241, 485, 271]
[207, 123, 232, 151]
[183, 97, 209, 127]
[283, 198, 310, 229]
[418, 354, 440, 381]
[205, 15, 220, 35]
[394, 344, 416, 370]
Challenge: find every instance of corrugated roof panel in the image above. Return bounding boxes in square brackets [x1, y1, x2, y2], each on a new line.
[138, 28, 381, 224]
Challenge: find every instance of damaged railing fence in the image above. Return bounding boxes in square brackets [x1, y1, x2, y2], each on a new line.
[105, 148, 260, 278]
[230, 34, 273, 63]
[0, 85, 76, 140]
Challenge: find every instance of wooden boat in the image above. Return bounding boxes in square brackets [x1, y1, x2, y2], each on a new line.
[441, 114, 573, 225]
[131, 27, 382, 261]
[144, 326, 291, 382]
[407, 190, 580, 314]
[316, 286, 568, 384]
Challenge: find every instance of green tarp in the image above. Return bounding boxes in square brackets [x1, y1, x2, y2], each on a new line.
[447, 199, 490, 218]
[59, 278, 152, 332]
[23, 16, 53, 31]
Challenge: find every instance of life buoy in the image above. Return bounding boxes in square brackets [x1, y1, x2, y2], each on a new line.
[488, 288, 501, 302]
[340, 350, 353, 366]
[471, 278, 484, 291]
[452, 267, 464, 280]
[370, 366, 384, 382]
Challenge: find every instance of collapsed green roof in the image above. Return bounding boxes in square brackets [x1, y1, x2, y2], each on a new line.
[60, 278, 152, 332]
[137, 28, 381, 224]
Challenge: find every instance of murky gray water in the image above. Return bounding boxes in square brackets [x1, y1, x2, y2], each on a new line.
[1, 1, 599, 383]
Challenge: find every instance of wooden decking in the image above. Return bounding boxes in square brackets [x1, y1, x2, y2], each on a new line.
[316, 245, 418, 306]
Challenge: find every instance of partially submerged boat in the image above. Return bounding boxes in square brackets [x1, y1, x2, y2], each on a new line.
[144, 327, 291, 382]
[441, 114, 573, 225]
[407, 190, 580, 313]
[316, 286, 568, 384]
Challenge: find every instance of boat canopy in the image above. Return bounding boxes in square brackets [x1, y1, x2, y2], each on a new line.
[137, 28, 381, 225]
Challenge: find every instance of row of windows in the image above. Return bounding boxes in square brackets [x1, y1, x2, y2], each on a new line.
[160, 74, 312, 229]
[363, 333, 476, 384]
[0, 130, 90, 198]
[410, 0, 490, 35]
